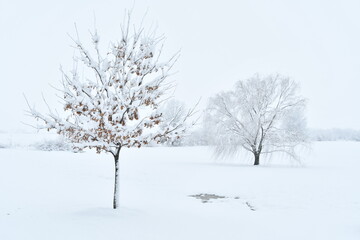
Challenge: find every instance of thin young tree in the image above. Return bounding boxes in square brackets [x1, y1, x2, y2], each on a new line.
[205, 74, 307, 165]
[26, 13, 195, 209]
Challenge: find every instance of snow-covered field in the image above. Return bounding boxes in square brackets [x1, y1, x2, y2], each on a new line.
[0, 135, 359, 239]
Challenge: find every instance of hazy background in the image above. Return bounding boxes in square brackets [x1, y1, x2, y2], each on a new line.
[1, 0, 359, 132]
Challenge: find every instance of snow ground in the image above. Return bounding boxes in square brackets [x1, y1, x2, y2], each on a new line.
[0, 138, 359, 239]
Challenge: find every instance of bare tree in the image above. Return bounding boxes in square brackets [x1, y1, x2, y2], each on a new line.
[205, 74, 307, 165]
[26, 13, 195, 209]
[158, 99, 196, 146]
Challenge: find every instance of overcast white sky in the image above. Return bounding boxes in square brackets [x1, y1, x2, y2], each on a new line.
[1, 0, 360, 131]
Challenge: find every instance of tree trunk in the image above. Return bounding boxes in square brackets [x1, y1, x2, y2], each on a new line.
[113, 147, 121, 209]
[254, 153, 260, 166]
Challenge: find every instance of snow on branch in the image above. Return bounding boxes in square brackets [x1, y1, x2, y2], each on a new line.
[205, 74, 308, 165]
[26, 14, 195, 154]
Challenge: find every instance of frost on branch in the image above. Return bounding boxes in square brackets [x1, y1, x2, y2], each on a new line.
[26, 16, 194, 156]
[158, 99, 198, 146]
[205, 74, 308, 165]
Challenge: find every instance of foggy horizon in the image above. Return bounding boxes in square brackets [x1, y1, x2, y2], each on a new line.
[1, 0, 360, 131]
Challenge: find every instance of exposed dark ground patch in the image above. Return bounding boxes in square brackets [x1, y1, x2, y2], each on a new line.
[245, 201, 256, 211]
[189, 193, 226, 203]
[189, 194, 256, 211]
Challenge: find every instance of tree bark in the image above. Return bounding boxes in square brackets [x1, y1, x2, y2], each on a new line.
[254, 153, 260, 166]
[113, 147, 121, 209]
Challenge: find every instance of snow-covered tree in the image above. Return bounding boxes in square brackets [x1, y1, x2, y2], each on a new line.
[26, 14, 195, 209]
[158, 99, 193, 146]
[205, 74, 307, 165]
